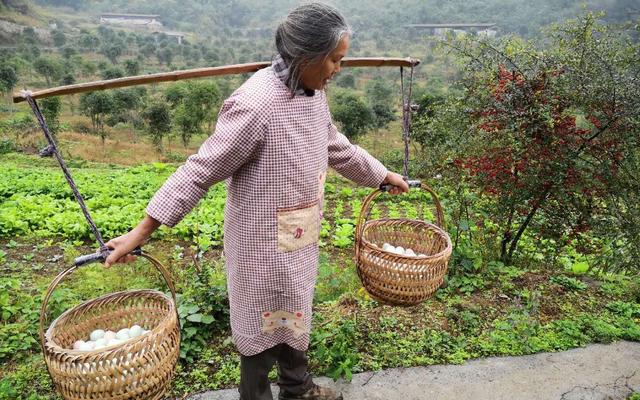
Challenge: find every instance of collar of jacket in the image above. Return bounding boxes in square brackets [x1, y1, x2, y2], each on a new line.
[272, 54, 315, 97]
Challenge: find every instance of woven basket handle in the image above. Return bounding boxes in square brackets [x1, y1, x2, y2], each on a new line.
[38, 251, 177, 348]
[355, 182, 446, 255]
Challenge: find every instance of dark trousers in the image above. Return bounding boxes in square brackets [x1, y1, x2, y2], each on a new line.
[239, 343, 314, 400]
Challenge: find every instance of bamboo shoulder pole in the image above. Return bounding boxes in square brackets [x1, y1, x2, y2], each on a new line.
[13, 57, 420, 103]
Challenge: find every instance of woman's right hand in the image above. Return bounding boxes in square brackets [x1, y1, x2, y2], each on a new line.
[104, 215, 161, 267]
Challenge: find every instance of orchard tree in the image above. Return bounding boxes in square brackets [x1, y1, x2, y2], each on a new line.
[330, 89, 374, 140]
[166, 80, 221, 146]
[123, 59, 140, 76]
[61, 73, 75, 85]
[61, 46, 76, 59]
[415, 13, 640, 270]
[33, 56, 62, 86]
[79, 33, 100, 51]
[0, 64, 18, 95]
[108, 87, 146, 130]
[157, 47, 174, 65]
[52, 29, 66, 47]
[79, 91, 115, 146]
[142, 99, 171, 152]
[336, 73, 355, 89]
[101, 42, 123, 64]
[80, 60, 97, 78]
[102, 67, 124, 80]
[140, 43, 156, 58]
[365, 77, 396, 128]
[40, 96, 62, 137]
[21, 27, 39, 45]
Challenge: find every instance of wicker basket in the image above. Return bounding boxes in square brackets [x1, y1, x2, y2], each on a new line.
[39, 253, 180, 400]
[355, 184, 452, 306]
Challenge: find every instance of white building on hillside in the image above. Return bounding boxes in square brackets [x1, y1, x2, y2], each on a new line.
[99, 13, 163, 28]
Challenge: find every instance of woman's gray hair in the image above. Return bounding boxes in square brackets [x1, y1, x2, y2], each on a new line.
[275, 2, 352, 94]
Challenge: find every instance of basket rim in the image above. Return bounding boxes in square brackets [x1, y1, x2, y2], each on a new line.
[360, 218, 453, 260]
[44, 288, 175, 356]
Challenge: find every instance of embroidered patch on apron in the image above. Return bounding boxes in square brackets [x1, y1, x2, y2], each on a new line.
[276, 200, 320, 252]
[261, 310, 307, 338]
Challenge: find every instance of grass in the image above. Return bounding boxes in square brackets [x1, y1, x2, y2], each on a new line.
[1, 229, 639, 399]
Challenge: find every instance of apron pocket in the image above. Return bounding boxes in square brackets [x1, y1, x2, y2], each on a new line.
[277, 201, 320, 252]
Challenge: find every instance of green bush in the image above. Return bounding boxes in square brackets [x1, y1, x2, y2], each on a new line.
[0, 139, 15, 154]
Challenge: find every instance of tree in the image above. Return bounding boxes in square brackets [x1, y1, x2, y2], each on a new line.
[157, 47, 174, 65]
[39, 96, 62, 137]
[336, 73, 355, 89]
[51, 29, 66, 47]
[101, 42, 123, 64]
[411, 92, 446, 150]
[165, 81, 221, 146]
[79, 33, 99, 51]
[365, 77, 396, 128]
[80, 60, 97, 78]
[108, 87, 145, 128]
[142, 99, 171, 152]
[415, 13, 640, 270]
[0, 64, 18, 95]
[123, 59, 140, 76]
[61, 46, 76, 59]
[25, 44, 40, 61]
[140, 43, 156, 58]
[79, 91, 115, 146]
[33, 56, 62, 86]
[330, 89, 374, 140]
[21, 27, 38, 45]
[61, 73, 75, 86]
[102, 67, 124, 80]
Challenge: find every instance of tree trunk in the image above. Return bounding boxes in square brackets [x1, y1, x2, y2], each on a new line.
[504, 188, 552, 264]
[500, 203, 516, 263]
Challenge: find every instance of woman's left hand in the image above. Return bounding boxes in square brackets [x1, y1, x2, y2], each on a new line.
[382, 171, 409, 195]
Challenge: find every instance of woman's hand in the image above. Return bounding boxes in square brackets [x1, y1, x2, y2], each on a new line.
[104, 215, 161, 267]
[382, 171, 409, 195]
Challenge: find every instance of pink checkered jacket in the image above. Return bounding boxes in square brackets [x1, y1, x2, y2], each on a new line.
[147, 63, 388, 356]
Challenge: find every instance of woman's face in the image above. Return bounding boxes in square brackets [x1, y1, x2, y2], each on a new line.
[300, 35, 349, 91]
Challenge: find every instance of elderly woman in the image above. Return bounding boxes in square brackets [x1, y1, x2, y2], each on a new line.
[105, 3, 408, 400]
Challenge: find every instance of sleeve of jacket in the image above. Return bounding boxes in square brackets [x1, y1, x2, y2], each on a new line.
[325, 93, 388, 188]
[146, 94, 267, 227]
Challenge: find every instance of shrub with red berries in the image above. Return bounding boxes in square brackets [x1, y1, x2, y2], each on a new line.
[414, 13, 639, 270]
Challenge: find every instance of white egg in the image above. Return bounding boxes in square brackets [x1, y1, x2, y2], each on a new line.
[90, 329, 105, 341]
[116, 328, 130, 341]
[395, 246, 405, 255]
[94, 338, 108, 349]
[129, 325, 143, 338]
[73, 340, 85, 350]
[405, 248, 416, 257]
[104, 330, 116, 341]
[418, 253, 427, 258]
[382, 243, 394, 252]
[107, 338, 122, 347]
[78, 341, 94, 351]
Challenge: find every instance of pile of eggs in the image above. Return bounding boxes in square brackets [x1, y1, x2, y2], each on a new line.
[380, 242, 427, 257]
[72, 325, 149, 351]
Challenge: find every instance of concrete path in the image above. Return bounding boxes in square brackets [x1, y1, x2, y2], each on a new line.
[188, 341, 640, 400]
